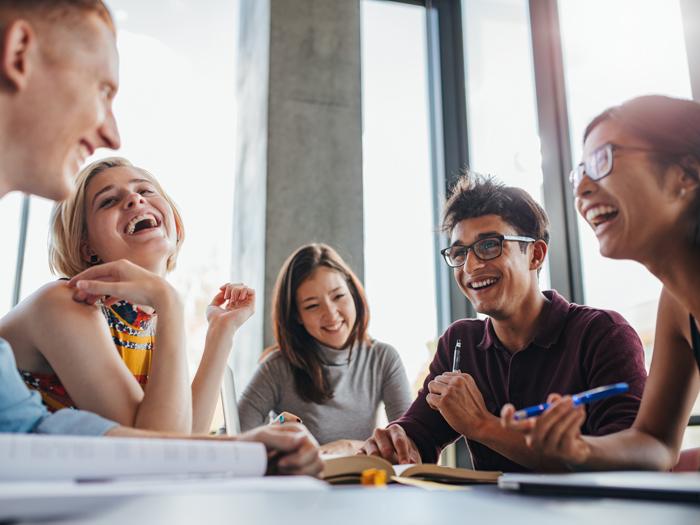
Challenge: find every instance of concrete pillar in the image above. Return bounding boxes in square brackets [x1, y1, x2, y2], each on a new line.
[231, 0, 364, 391]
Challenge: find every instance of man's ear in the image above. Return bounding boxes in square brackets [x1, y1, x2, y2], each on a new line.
[529, 239, 548, 272]
[1, 19, 35, 91]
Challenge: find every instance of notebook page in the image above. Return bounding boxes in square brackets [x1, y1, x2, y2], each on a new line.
[0, 433, 266, 481]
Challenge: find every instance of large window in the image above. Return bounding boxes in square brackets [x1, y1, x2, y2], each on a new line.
[559, 0, 698, 447]
[559, 0, 692, 361]
[2, 1, 239, 431]
[560, 0, 698, 449]
[361, 0, 439, 393]
[111, 1, 239, 430]
[462, 0, 550, 290]
[0, 193, 22, 316]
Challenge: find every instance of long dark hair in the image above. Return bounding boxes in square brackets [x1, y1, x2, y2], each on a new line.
[271, 243, 370, 404]
[584, 95, 700, 245]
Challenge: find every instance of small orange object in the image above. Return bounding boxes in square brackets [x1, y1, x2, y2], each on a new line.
[360, 468, 387, 486]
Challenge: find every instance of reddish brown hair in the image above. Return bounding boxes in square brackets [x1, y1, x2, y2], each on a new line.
[584, 95, 700, 245]
[0, 1, 114, 31]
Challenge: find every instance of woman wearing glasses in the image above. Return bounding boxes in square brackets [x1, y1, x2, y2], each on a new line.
[237, 243, 412, 449]
[502, 95, 700, 471]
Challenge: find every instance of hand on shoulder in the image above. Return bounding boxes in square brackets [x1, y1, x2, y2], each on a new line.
[27, 280, 104, 322]
[68, 259, 178, 311]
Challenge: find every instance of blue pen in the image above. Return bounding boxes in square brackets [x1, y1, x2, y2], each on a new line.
[513, 382, 629, 420]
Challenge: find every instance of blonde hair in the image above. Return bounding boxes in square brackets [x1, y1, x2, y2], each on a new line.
[49, 157, 185, 277]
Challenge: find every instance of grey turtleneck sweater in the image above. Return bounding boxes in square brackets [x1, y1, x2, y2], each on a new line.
[238, 340, 412, 445]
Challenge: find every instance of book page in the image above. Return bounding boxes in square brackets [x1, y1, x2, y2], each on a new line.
[0, 434, 266, 481]
[392, 463, 417, 477]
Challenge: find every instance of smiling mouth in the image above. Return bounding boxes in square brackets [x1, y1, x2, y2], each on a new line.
[125, 214, 160, 235]
[322, 321, 344, 332]
[468, 277, 500, 291]
[586, 205, 619, 228]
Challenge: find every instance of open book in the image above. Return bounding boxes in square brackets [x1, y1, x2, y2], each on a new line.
[0, 433, 266, 481]
[321, 454, 501, 485]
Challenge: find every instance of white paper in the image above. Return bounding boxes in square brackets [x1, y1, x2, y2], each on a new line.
[0, 433, 266, 481]
[392, 463, 417, 476]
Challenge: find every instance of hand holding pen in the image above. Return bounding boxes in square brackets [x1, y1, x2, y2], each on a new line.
[500, 388, 606, 467]
[426, 339, 495, 441]
[271, 411, 302, 425]
[512, 383, 629, 420]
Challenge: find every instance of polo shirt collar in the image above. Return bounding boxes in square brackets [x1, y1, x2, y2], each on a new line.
[476, 290, 570, 351]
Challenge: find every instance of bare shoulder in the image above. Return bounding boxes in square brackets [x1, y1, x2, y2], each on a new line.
[0, 281, 104, 370]
[2, 281, 67, 330]
[26, 281, 104, 322]
[19, 281, 107, 345]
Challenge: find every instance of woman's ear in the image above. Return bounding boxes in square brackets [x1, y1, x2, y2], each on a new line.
[80, 243, 99, 265]
[80, 242, 91, 263]
[678, 156, 700, 196]
[529, 239, 548, 272]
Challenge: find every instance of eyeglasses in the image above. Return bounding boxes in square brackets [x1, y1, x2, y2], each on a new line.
[440, 234, 536, 268]
[569, 143, 662, 189]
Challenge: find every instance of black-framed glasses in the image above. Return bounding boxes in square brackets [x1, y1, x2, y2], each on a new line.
[569, 143, 662, 189]
[440, 234, 536, 268]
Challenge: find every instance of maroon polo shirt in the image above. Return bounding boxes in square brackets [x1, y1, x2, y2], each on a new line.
[394, 290, 647, 472]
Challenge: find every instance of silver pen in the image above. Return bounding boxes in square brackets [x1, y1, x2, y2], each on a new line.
[452, 339, 462, 372]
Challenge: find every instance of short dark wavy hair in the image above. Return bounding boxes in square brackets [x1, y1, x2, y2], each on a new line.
[441, 173, 550, 248]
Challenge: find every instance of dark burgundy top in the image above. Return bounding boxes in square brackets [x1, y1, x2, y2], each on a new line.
[394, 290, 647, 472]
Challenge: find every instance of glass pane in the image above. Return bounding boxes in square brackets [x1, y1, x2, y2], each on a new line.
[18, 0, 239, 432]
[0, 192, 22, 317]
[559, 0, 699, 441]
[560, 0, 691, 359]
[19, 196, 55, 301]
[462, 0, 550, 290]
[361, 0, 438, 394]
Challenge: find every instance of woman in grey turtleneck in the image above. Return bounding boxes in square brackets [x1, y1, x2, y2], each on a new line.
[238, 243, 412, 446]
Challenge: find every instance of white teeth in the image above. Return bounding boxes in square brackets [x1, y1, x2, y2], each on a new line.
[125, 214, 158, 235]
[585, 205, 618, 224]
[471, 278, 497, 290]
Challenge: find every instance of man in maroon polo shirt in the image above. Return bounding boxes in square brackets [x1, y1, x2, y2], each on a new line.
[359, 174, 647, 472]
